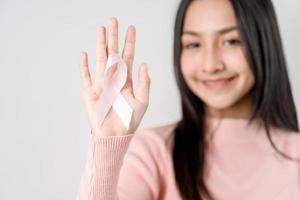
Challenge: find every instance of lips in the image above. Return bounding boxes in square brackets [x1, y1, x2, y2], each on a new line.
[202, 76, 236, 90]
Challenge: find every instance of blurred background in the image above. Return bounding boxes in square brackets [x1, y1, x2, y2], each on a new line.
[0, 0, 299, 199]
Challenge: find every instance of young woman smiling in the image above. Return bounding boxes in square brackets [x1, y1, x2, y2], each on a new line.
[77, 0, 300, 199]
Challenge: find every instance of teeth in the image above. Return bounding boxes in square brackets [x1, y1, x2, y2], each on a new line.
[212, 79, 227, 82]
[207, 78, 230, 83]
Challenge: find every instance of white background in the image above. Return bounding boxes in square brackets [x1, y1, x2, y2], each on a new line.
[0, 0, 299, 199]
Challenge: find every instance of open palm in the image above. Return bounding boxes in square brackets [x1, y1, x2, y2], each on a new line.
[80, 18, 150, 136]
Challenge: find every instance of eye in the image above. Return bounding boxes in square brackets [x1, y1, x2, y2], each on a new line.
[184, 42, 200, 49]
[223, 39, 241, 46]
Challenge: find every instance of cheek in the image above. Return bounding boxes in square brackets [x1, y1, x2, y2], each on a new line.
[222, 49, 248, 70]
[223, 50, 255, 93]
[225, 49, 254, 75]
[180, 52, 197, 78]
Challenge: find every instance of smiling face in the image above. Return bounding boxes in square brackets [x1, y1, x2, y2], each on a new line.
[180, 0, 255, 118]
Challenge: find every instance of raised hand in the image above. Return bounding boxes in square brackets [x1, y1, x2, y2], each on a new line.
[80, 17, 150, 136]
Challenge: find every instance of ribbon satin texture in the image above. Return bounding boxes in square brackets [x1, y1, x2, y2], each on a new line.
[95, 53, 133, 132]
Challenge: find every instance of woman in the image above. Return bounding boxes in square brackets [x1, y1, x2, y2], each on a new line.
[77, 0, 300, 199]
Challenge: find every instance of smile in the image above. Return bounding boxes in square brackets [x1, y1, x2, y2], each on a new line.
[202, 76, 237, 91]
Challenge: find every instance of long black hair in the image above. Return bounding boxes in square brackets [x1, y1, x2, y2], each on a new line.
[172, 0, 299, 199]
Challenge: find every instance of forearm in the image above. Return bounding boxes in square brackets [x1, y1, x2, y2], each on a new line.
[76, 130, 134, 200]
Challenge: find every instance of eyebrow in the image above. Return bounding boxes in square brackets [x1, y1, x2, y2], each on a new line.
[182, 26, 238, 37]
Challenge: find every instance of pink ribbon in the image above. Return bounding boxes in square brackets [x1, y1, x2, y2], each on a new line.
[95, 53, 133, 132]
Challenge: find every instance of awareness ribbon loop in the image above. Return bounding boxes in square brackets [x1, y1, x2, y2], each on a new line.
[95, 53, 133, 131]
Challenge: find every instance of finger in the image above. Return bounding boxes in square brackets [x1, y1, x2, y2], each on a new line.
[80, 52, 92, 89]
[107, 17, 119, 55]
[136, 63, 150, 105]
[122, 25, 136, 79]
[95, 26, 107, 87]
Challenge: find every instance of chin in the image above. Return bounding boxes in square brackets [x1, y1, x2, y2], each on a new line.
[200, 97, 237, 111]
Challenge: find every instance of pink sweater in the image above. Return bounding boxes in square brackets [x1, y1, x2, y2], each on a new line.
[76, 117, 300, 200]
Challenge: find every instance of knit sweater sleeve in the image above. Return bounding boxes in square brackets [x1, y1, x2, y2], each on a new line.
[76, 128, 162, 200]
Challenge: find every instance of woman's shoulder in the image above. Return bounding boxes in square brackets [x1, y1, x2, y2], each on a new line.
[141, 122, 178, 139]
[129, 121, 178, 153]
[272, 127, 300, 144]
[271, 127, 300, 159]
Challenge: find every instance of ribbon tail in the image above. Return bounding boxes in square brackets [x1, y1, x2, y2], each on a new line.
[113, 94, 133, 130]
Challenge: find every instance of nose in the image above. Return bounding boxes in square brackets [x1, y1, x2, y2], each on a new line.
[201, 46, 224, 74]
